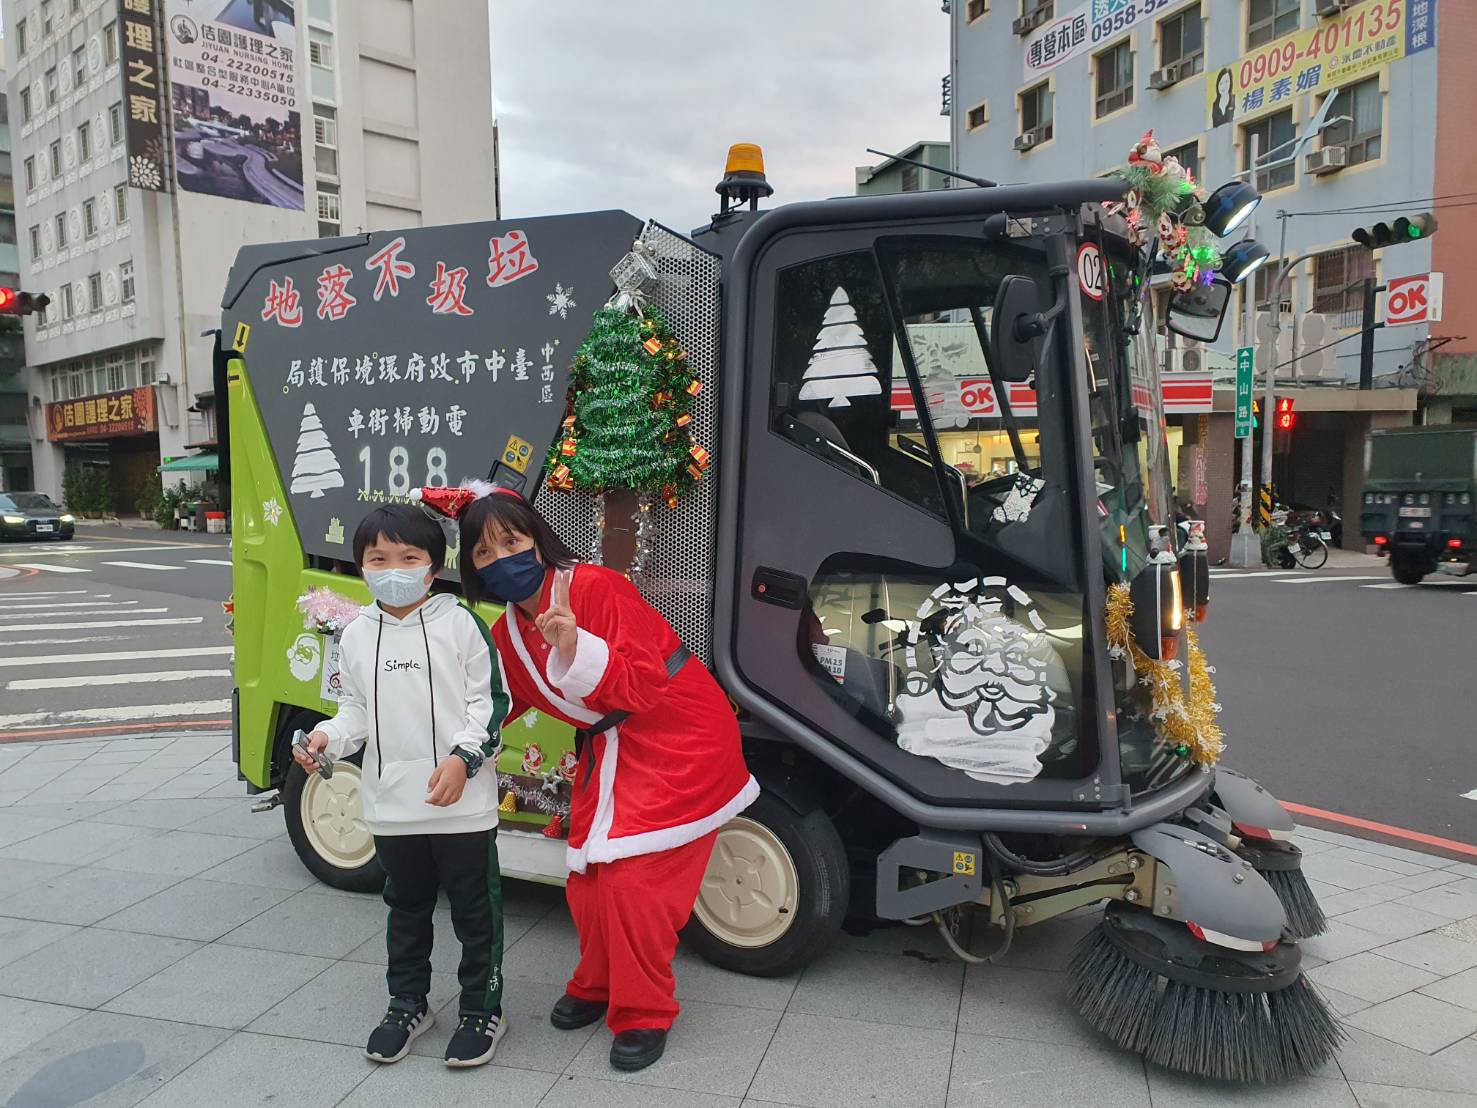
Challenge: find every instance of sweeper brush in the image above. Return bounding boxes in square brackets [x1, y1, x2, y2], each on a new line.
[1068, 904, 1344, 1083]
[1236, 841, 1327, 939]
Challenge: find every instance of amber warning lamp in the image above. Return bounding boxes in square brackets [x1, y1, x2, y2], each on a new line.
[716, 143, 773, 215]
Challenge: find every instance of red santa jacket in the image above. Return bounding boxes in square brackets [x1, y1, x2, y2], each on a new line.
[492, 563, 757, 873]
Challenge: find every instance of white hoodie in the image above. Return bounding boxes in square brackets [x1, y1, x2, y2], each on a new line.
[315, 592, 509, 836]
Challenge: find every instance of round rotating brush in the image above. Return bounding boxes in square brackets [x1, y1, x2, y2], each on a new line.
[1068, 903, 1344, 1083]
[1236, 839, 1327, 939]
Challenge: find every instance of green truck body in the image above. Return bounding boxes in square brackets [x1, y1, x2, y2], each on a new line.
[1360, 426, 1477, 583]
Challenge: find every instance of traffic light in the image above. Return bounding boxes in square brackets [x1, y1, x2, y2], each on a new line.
[0, 288, 50, 316]
[1353, 212, 1438, 249]
[1275, 396, 1295, 431]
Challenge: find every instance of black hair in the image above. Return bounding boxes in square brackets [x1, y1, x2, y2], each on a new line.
[458, 493, 577, 604]
[352, 504, 447, 574]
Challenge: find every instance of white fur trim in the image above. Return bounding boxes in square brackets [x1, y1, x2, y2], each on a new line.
[505, 611, 601, 727]
[462, 478, 497, 499]
[583, 775, 761, 866]
[547, 628, 609, 702]
[409, 488, 424, 501]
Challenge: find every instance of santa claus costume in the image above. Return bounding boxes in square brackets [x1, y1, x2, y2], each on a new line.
[413, 482, 757, 1062]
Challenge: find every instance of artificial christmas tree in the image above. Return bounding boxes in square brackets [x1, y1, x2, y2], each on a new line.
[797, 287, 881, 409]
[288, 403, 344, 498]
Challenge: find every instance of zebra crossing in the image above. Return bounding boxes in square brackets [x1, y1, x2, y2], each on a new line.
[0, 581, 234, 740]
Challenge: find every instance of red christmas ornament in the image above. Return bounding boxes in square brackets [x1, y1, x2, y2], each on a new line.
[542, 814, 565, 839]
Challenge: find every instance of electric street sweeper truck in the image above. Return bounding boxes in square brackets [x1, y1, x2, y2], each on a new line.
[219, 145, 1341, 1082]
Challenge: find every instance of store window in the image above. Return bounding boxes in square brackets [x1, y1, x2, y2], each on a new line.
[1242, 109, 1295, 192]
[314, 108, 339, 176]
[110, 103, 124, 146]
[73, 45, 87, 91]
[45, 68, 59, 108]
[54, 212, 68, 250]
[88, 273, 102, 312]
[115, 184, 128, 224]
[104, 22, 119, 66]
[121, 260, 135, 303]
[1094, 41, 1133, 118]
[20, 87, 33, 125]
[49, 140, 62, 178]
[1323, 77, 1382, 166]
[16, 20, 27, 57]
[29, 225, 42, 260]
[83, 198, 97, 238]
[317, 185, 341, 238]
[61, 283, 74, 320]
[1019, 81, 1053, 144]
[1158, 3, 1203, 73]
[1247, 0, 1299, 49]
[1313, 246, 1374, 329]
[78, 121, 92, 163]
[24, 157, 36, 193]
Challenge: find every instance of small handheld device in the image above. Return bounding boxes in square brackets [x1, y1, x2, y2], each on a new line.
[292, 729, 334, 780]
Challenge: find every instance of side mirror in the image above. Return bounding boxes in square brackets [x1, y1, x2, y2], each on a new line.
[1177, 521, 1210, 623]
[1165, 276, 1234, 344]
[1129, 557, 1183, 661]
[989, 274, 1041, 383]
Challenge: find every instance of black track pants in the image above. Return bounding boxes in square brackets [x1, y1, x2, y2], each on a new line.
[374, 828, 504, 1015]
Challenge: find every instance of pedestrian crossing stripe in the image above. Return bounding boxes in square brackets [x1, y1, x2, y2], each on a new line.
[4, 563, 90, 573]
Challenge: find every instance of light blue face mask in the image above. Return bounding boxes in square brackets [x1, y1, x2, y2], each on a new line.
[363, 567, 431, 608]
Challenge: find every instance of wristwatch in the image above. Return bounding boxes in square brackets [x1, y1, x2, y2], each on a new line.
[451, 747, 484, 779]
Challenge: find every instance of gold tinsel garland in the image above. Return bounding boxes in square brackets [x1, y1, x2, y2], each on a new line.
[1105, 582, 1225, 766]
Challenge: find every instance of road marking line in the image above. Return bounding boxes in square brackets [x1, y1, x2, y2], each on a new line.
[0, 699, 233, 730]
[3, 563, 91, 574]
[0, 607, 166, 620]
[1283, 801, 1477, 859]
[1206, 571, 1300, 579]
[5, 544, 217, 557]
[0, 645, 235, 669]
[0, 636, 137, 647]
[1276, 575, 1386, 584]
[0, 600, 140, 610]
[7, 669, 232, 691]
[0, 617, 202, 633]
[0, 717, 233, 743]
[1462, 789, 1477, 801]
[0, 590, 89, 599]
[1361, 583, 1412, 590]
[101, 561, 178, 571]
[188, 559, 234, 567]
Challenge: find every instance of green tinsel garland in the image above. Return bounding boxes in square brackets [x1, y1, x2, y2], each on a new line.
[545, 306, 707, 506]
[1110, 133, 1223, 289]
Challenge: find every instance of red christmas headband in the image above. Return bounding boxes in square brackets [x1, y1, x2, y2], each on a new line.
[410, 480, 522, 522]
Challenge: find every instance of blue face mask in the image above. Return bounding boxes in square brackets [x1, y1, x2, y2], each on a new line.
[363, 566, 431, 608]
[477, 548, 545, 604]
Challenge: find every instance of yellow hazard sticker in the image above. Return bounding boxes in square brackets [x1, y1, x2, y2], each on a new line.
[233, 322, 251, 352]
[952, 851, 977, 876]
[502, 435, 534, 474]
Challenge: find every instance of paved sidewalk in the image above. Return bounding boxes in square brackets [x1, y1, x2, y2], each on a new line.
[0, 731, 1475, 1107]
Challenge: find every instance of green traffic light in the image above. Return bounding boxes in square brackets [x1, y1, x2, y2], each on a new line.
[1407, 225, 1421, 238]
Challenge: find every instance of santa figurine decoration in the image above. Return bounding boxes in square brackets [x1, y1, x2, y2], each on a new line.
[521, 743, 544, 777]
[557, 750, 579, 783]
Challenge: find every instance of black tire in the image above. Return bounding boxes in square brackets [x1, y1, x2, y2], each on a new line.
[1391, 554, 1428, 585]
[680, 791, 849, 978]
[1297, 536, 1328, 569]
[281, 746, 386, 894]
[59, 534, 75, 542]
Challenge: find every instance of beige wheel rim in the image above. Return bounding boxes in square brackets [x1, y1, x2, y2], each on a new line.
[693, 816, 799, 949]
[301, 760, 375, 870]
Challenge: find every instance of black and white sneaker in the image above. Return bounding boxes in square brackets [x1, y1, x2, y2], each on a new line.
[444, 1010, 507, 1067]
[365, 996, 433, 1063]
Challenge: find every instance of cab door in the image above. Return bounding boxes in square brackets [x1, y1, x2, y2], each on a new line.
[716, 217, 1113, 811]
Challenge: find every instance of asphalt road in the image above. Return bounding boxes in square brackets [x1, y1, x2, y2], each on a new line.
[1199, 562, 1477, 846]
[0, 526, 234, 741]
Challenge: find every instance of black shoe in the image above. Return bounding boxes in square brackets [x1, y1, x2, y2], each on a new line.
[610, 1027, 667, 1072]
[365, 996, 432, 1063]
[444, 1010, 507, 1067]
[550, 993, 608, 1030]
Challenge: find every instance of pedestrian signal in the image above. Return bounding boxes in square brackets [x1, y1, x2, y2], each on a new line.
[1275, 397, 1295, 431]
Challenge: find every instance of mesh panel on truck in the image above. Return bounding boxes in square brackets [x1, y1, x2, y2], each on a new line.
[536, 221, 723, 665]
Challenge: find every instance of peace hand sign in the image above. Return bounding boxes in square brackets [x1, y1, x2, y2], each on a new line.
[534, 572, 578, 658]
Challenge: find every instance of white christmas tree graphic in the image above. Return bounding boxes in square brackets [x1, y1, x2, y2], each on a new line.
[797, 287, 881, 408]
[289, 403, 344, 498]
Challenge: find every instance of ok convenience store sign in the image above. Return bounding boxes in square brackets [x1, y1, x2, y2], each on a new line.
[891, 372, 1214, 420]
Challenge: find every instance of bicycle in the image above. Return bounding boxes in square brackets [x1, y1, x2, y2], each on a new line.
[1283, 521, 1330, 570]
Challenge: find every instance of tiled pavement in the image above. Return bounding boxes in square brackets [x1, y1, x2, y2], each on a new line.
[1, 731, 1476, 1107]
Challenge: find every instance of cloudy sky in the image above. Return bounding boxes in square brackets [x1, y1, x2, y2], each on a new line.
[488, 2, 950, 232]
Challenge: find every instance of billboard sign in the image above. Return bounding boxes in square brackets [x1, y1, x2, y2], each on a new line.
[1207, 0, 1437, 128]
[165, 0, 305, 209]
[1385, 272, 1444, 327]
[1024, 0, 1177, 80]
[117, 0, 173, 193]
[47, 387, 157, 442]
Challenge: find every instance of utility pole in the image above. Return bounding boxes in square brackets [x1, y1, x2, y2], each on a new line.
[1259, 212, 1290, 529]
[1358, 274, 1378, 389]
[1229, 133, 1260, 569]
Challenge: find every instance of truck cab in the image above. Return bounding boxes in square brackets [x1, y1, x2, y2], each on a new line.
[1360, 426, 1477, 583]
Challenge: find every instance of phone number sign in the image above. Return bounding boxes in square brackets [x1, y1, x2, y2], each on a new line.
[1024, 0, 1185, 78]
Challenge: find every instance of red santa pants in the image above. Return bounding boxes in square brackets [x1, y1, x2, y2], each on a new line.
[564, 829, 719, 1033]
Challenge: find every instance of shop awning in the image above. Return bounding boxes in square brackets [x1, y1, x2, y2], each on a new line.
[158, 452, 219, 473]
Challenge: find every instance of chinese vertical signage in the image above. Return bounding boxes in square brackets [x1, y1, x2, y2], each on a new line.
[47, 387, 157, 442]
[117, 0, 172, 193]
[1234, 347, 1254, 439]
[1207, 0, 1437, 127]
[164, 0, 304, 209]
[1024, 0, 1184, 80]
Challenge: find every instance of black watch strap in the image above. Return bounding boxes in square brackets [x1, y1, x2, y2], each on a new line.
[452, 747, 484, 779]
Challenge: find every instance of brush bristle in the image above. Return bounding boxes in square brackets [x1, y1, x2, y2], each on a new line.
[1068, 925, 1345, 1082]
[1260, 867, 1328, 939]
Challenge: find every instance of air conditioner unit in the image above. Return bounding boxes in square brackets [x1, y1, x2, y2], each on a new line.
[1306, 145, 1348, 176]
[1148, 61, 1185, 91]
[1014, 130, 1039, 152]
[1166, 346, 1204, 373]
[1012, 7, 1049, 35]
[1314, 0, 1353, 16]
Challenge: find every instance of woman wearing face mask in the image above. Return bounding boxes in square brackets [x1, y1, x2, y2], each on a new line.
[412, 481, 756, 1074]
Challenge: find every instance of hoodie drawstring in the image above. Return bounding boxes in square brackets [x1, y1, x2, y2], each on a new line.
[419, 609, 436, 764]
[372, 614, 385, 779]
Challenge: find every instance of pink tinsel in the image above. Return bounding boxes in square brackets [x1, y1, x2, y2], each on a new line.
[297, 587, 362, 634]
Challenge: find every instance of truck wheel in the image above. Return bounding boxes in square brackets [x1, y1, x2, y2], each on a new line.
[1391, 554, 1428, 585]
[281, 749, 385, 894]
[681, 791, 848, 978]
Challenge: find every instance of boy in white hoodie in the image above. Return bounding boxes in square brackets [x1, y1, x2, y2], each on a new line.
[294, 505, 510, 1067]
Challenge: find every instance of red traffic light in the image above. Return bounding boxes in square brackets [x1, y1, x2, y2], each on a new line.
[0, 289, 15, 312]
[0, 288, 49, 316]
[1274, 397, 1295, 431]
